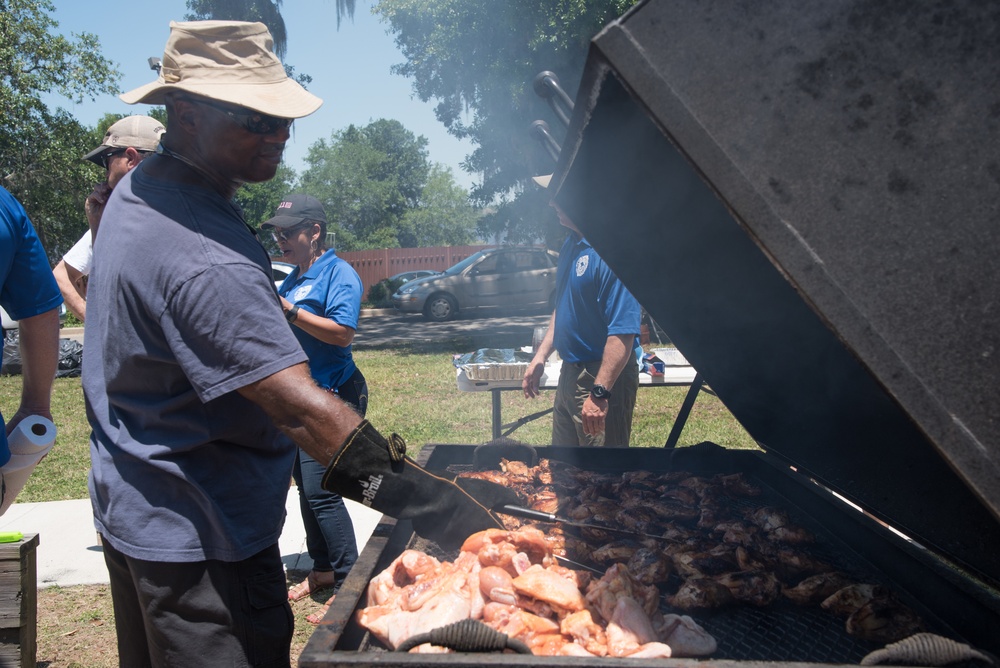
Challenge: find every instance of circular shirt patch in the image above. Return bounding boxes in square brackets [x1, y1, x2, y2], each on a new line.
[575, 255, 589, 277]
[293, 285, 313, 302]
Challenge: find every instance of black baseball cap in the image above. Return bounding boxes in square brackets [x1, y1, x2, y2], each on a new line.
[261, 193, 327, 229]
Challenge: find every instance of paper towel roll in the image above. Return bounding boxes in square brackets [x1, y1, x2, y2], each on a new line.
[8, 415, 56, 455]
[1, 415, 56, 516]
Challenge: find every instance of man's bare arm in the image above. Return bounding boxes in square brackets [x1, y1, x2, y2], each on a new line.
[5, 307, 60, 434]
[236, 362, 362, 467]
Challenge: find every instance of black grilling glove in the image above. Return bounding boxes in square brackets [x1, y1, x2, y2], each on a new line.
[321, 420, 521, 551]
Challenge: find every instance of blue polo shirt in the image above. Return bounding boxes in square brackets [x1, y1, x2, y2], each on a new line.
[278, 249, 362, 390]
[0, 187, 63, 465]
[553, 233, 641, 364]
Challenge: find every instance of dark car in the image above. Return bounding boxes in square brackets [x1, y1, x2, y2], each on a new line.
[392, 246, 558, 322]
[389, 269, 440, 284]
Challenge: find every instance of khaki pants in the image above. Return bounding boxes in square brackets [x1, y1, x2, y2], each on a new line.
[552, 359, 639, 446]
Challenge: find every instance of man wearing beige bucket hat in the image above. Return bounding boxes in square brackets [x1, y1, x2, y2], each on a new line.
[53, 115, 165, 321]
[82, 20, 516, 667]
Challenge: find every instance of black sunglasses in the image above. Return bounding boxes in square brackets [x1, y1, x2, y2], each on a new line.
[98, 148, 127, 170]
[271, 222, 316, 243]
[187, 97, 293, 135]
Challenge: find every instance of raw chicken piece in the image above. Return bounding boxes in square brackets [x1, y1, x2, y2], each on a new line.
[366, 549, 441, 607]
[654, 612, 718, 656]
[585, 563, 660, 620]
[560, 609, 608, 656]
[359, 561, 475, 649]
[605, 597, 660, 657]
[512, 564, 586, 612]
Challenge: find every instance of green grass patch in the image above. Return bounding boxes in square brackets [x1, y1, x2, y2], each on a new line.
[2, 342, 757, 503]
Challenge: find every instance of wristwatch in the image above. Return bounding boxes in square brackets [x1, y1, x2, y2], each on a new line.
[285, 305, 300, 323]
[590, 384, 611, 400]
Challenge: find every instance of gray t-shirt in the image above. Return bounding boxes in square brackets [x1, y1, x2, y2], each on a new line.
[82, 164, 307, 562]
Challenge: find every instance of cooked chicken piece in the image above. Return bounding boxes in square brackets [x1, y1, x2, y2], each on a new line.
[759, 544, 832, 580]
[821, 583, 888, 616]
[783, 572, 856, 605]
[715, 520, 761, 547]
[748, 506, 790, 531]
[716, 569, 781, 606]
[734, 545, 769, 572]
[846, 597, 923, 643]
[592, 539, 644, 566]
[654, 612, 718, 657]
[667, 577, 735, 610]
[658, 486, 700, 506]
[768, 524, 815, 544]
[457, 470, 510, 486]
[672, 547, 740, 578]
[499, 458, 537, 484]
[528, 488, 560, 514]
[627, 547, 673, 585]
[678, 476, 715, 495]
[616, 505, 663, 534]
[715, 472, 762, 497]
[650, 499, 701, 522]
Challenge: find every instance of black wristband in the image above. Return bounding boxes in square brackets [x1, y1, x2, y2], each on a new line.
[285, 305, 300, 323]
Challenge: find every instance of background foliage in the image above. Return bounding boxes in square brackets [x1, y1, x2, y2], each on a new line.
[374, 0, 640, 243]
[0, 0, 120, 259]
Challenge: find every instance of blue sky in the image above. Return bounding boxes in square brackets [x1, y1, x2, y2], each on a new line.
[43, 0, 477, 190]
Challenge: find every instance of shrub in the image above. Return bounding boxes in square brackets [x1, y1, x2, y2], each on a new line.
[366, 278, 406, 308]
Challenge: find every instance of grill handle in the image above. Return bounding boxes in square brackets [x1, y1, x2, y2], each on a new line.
[394, 618, 532, 654]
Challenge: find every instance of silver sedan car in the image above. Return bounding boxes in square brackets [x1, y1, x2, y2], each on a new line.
[392, 247, 558, 321]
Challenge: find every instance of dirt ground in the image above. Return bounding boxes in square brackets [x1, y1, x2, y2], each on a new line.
[36, 575, 328, 667]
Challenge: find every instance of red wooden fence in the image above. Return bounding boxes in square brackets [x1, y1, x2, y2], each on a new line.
[337, 245, 491, 294]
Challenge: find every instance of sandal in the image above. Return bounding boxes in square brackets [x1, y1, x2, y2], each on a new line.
[288, 571, 335, 602]
[306, 594, 336, 625]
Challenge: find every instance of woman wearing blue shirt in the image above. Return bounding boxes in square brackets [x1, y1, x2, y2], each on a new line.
[262, 194, 366, 623]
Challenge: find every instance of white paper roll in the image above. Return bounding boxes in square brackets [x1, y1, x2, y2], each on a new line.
[1, 415, 56, 516]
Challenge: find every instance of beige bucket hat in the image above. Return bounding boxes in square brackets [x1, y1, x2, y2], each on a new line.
[120, 20, 322, 119]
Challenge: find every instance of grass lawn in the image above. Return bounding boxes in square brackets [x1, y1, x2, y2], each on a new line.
[1, 338, 757, 666]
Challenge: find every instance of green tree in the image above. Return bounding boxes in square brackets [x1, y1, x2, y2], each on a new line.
[373, 0, 638, 242]
[399, 164, 478, 247]
[0, 0, 121, 260]
[300, 119, 431, 250]
[236, 162, 299, 256]
[185, 0, 358, 56]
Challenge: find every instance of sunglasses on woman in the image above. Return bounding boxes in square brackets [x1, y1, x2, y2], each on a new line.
[271, 223, 315, 243]
[185, 97, 293, 135]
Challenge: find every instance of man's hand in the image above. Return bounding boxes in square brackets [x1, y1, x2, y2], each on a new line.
[581, 395, 609, 436]
[522, 360, 545, 398]
[84, 182, 113, 237]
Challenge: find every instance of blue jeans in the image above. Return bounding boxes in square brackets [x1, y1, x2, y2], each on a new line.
[291, 367, 368, 589]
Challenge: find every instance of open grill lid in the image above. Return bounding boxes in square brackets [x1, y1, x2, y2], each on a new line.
[550, 0, 1000, 585]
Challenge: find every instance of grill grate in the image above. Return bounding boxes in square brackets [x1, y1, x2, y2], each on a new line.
[441, 461, 952, 662]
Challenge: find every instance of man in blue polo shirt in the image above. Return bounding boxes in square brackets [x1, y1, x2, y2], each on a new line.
[523, 175, 641, 446]
[1, 186, 62, 510]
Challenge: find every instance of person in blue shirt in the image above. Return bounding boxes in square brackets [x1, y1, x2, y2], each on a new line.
[262, 193, 366, 623]
[0, 186, 62, 508]
[522, 175, 641, 446]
